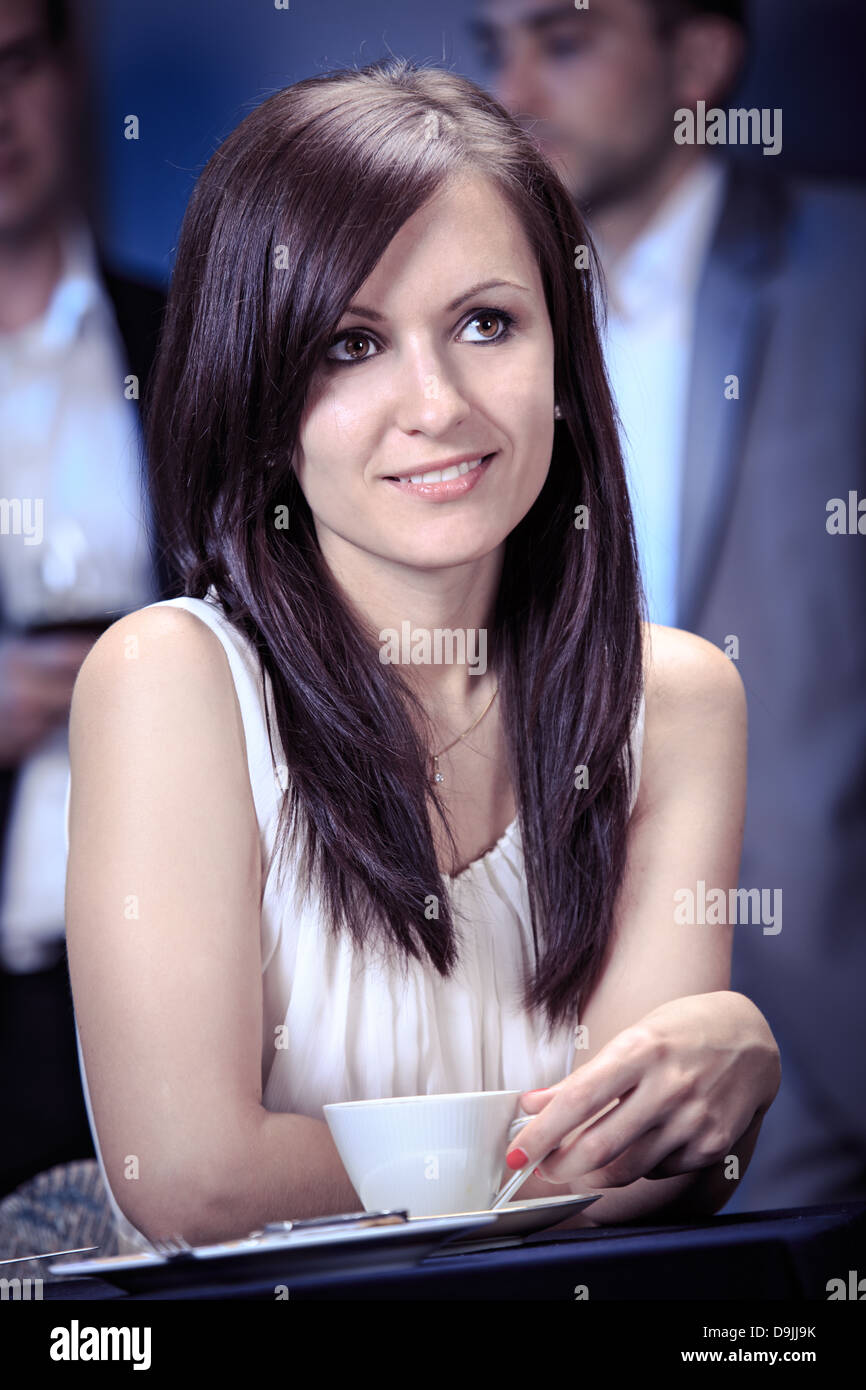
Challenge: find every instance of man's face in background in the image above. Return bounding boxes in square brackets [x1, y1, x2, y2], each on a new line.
[0, 0, 77, 239]
[472, 0, 740, 212]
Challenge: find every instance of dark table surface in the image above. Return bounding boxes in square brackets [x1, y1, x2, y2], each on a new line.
[41, 1200, 866, 1300]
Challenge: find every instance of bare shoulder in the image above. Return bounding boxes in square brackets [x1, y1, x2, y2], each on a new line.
[71, 602, 241, 743]
[641, 620, 745, 721]
[636, 622, 746, 805]
[74, 602, 231, 697]
[68, 600, 251, 824]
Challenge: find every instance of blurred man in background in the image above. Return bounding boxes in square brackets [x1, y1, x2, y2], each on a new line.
[473, 0, 866, 1211]
[0, 0, 167, 1196]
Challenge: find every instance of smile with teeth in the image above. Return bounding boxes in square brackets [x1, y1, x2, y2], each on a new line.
[390, 456, 489, 485]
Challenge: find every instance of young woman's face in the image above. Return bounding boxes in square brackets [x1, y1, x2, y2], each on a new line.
[294, 172, 556, 574]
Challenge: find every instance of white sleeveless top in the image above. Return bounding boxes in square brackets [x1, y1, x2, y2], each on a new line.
[69, 588, 646, 1254]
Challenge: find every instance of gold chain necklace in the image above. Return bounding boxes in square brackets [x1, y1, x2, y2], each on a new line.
[430, 684, 500, 785]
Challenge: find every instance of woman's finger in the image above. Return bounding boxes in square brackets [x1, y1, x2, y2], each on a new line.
[507, 1024, 664, 1166]
[555, 1095, 743, 1188]
[542, 1122, 674, 1189]
[537, 1086, 661, 1184]
[536, 1070, 751, 1188]
[642, 1097, 757, 1178]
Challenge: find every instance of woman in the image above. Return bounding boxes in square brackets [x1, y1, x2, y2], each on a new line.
[65, 58, 779, 1251]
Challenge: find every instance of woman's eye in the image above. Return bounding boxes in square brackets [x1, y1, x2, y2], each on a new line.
[324, 309, 515, 365]
[460, 310, 515, 344]
[325, 333, 380, 364]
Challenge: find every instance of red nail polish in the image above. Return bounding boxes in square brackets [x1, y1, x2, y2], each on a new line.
[523, 1089, 550, 1098]
[506, 1147, 529, 1170]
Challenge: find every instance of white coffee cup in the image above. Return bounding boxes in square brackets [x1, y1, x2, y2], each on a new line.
[323, 1089, 532, 1217]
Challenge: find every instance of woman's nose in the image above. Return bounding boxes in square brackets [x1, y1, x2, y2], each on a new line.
[392, 365, 472, 434]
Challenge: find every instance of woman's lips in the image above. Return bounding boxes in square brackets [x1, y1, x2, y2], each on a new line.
[383, 453, 497, 501]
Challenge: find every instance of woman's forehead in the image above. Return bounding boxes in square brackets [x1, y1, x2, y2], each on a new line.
[347, 176, 540, 307]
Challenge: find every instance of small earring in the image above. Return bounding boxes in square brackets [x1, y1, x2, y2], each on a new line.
[554, 403, 563, 420]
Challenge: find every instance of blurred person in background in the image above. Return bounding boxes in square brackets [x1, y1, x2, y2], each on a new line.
[0, 0, 167, 1197]
[473, 0, 866, 1212]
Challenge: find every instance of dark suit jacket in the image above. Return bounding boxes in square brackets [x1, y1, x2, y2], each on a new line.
[0, 255, 170, 919]
[677, 160, 866, 1159]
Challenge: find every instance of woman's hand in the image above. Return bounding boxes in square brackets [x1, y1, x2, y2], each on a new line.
[508, 991, 781, 1189]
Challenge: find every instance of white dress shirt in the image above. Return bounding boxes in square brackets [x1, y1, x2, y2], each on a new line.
[0, 216, 158, 971]
[599, 157, 728, 627]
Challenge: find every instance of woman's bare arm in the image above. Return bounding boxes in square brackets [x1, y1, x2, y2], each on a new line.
[66, 606, 359, 1246]
[512, 622, 769, 1221]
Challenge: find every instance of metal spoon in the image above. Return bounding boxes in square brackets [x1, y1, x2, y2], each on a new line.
[491, 1115, 560, 1210]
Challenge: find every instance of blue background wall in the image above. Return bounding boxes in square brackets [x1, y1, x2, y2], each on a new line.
[75, 0, 866, 283]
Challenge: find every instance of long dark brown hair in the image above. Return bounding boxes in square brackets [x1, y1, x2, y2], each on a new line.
[143, 57, 647, 1039]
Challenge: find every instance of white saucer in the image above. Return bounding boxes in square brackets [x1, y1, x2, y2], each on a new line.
[413, 1192, 601, 1243]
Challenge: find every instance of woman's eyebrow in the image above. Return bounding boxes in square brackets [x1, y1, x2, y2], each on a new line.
[342, 278, 532, 323]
